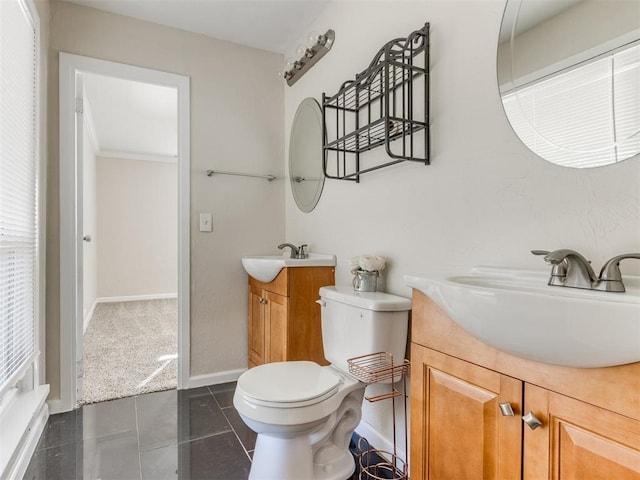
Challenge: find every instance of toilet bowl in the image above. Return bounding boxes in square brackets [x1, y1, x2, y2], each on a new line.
[234, 361, 365, 480]
[234, 286, 411, 480]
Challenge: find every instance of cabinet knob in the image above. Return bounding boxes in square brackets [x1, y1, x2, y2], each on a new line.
[259, 297, 267, 304]
[522, 411, 543, 430]
[499, 402, 515, 416]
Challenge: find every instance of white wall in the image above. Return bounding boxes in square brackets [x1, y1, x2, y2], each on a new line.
[283, 0, 640, 457]
[47, 1, 285, 398]
[43, 0, 639, 451]
[96, 156, 177, 298]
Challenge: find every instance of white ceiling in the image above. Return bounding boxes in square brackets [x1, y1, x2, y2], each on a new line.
[83, 73, 178, 160]
[66, 0, 331, 54]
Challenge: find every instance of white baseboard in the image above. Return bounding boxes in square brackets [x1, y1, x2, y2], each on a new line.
[46, 398, 67, 415]
[0, 385, 49, 480]
[355, 419, 407, 464]
[187, 368, 246, 389]
[96, 293, 178, 303]
[82, 294, 177, 334]
[83, 298, 98, 334]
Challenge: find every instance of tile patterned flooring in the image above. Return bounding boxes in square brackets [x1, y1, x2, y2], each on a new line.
[23, 383, 256, 480]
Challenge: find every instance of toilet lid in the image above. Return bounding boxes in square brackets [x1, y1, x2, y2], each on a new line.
[238, 361, 341, 407]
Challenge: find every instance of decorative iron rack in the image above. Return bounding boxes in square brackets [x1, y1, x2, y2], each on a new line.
[347, 352, 410, 479]
[322, 23, 430, 182]
[348, 352, 410, 402]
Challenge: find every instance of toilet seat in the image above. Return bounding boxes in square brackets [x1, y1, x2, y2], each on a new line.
[237, 361, 341, 408]
[234, 363, 364, 428]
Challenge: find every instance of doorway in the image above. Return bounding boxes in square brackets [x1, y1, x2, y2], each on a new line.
[58, 53, 190, 412]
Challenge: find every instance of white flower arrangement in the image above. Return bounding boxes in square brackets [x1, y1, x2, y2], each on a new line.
[349, 254, 386, 273]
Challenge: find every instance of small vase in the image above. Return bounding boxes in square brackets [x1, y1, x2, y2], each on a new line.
[352, 269, 378, 292]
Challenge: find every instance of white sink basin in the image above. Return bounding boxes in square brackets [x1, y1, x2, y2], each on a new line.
[405, 266, 640, 368]
[242, 253, 336, 283]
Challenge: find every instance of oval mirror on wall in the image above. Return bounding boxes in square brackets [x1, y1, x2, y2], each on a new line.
[289, 98, 325, 213]
[497, 0, 640, 168]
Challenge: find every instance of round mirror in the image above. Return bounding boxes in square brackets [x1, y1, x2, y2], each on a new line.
[497, 0, 640, 168]
[289, 98, 325, 212]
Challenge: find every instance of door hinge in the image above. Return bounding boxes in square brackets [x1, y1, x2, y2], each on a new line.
[75, 97, 83, 114]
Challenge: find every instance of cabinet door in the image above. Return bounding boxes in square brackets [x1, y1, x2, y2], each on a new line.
[524, 383, 640, 480]
[411, 345, 523, 480]
[265, 291, 288, 363]
[247, 288, 265, 368]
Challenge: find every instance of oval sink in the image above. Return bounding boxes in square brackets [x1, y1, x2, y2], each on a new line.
[242, 253, 336, 283]
[405, 267, 640, 368]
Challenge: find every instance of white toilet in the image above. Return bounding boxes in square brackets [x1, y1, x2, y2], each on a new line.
[233, 286, 411, 480]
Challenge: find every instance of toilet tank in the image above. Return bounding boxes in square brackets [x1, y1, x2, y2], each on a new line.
[319, 286, 411, 375]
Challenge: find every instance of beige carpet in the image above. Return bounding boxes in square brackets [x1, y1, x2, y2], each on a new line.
[81, 298, 178, 405]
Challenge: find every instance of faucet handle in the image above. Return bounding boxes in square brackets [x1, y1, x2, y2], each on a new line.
[599, 254, 640, 282]
[531, 249, 567, 273]
[531, 250, 550, 256]
[531, 249, 567, 286]
[297, 244, 308, 259]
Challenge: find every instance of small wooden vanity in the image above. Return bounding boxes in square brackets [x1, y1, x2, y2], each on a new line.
[410, 289, 640, 479]
[247, 266, 334, 368]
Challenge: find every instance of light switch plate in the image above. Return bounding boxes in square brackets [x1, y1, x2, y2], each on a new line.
[199, 213, 212, 232]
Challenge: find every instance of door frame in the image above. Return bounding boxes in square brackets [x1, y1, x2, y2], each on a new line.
[58, 52, 190, 412]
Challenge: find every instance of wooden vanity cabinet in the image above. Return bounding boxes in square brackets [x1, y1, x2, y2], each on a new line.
[248, 286, 288, 367]
[247, 266, 334, 368]
[410, 290, 640, 480]
[524, 383, 640, 480]
[411, 345, 522, 480]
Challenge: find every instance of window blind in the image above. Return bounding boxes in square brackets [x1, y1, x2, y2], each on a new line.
[503, 43, 640, 168]
[0, 0, 39, 397]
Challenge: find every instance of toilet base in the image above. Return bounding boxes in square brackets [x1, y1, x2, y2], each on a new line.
[246, 387, 365, 480]
[249, 434, 355, 480]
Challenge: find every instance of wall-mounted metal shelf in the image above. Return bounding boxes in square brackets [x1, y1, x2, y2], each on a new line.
[322, 23, 430, 182]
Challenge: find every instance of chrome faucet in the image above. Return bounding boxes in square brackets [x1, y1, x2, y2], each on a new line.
[277, 243, 308, 259]
[542, 249, 597, 290]
[533, 249, 640, 292]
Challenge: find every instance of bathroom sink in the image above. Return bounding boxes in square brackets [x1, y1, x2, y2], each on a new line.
[242, 253, 336, 283]
[405, 267, 640, 368]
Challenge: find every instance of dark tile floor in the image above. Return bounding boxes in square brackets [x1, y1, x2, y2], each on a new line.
[23, 382, 256, 480]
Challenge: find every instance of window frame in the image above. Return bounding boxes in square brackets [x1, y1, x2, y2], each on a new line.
[0, 0, 42, 399]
